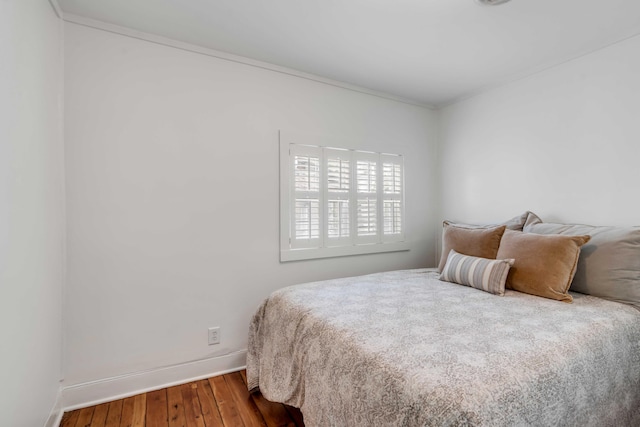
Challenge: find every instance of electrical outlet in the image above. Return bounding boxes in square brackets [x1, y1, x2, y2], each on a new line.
[208, 327, 220, 345]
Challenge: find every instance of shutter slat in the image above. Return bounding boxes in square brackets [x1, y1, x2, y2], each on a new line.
[327, 157, 350, 192]
[383, 200, 402, 235]
[356, 160, 377, 193]
[383, 162, 402, 194]
[294, 199, 320, 240]
[327, 199, 350, 238]
[357, 198, 377, 236]
[294, 155, 320, 192]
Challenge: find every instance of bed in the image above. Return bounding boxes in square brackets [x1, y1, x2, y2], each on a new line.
[246, 268, 640, 426]
[247, 270, 640, 426]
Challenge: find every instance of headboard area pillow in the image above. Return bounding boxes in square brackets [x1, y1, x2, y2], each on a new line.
[438, 211, 537, 272]
[438, 224, 506, 272]
[496, 230, 591, 303]
[444, 211, 536, 231]
[524, 220, 640, 310]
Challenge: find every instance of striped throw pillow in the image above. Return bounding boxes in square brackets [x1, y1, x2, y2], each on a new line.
[440, 250, 515, 296]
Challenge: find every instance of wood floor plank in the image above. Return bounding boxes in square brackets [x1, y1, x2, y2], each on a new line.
[251, 394, 295, 427]
[146, 389, 169, 427]
[225, 372, 267, 427]
[60, 410, 80, 427]
[75, 407, 95, 427]
[132, 394, 147, 427]
[181, 383, 206, 427]
[194, 380, 224, 427]
[90, 403, 110, 427]
[241, 365, 291, 426]
[208, 376, 244, 427]
[119, 396, 135, 427]
[105, 400, 124, 427]
[167, 386, 187, 427]
[59, 372, 304, 427]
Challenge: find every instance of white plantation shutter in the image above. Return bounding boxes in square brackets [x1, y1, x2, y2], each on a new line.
[290, 145, 322, 249]
[357, 198, 377, 235]
[383, 200, 402, 234]
[325, 148, 351, 246]
[280, 131, 408, 261]
[382, 154, 404, 242]
[326, 153, 350, 193]
[355, 152, 379, 244]
[295, 199, 320, 239]
[327, 200, 349, 237]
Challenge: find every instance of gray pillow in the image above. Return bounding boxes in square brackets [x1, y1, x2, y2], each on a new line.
[445, 211, 537, 231]
[524, 221, 640, 311]
[523, 211, 542, 228]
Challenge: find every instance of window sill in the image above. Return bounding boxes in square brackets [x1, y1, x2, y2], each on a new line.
[280, 241, 410, 262]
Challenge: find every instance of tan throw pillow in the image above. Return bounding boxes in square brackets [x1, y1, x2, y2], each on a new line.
[438, 224, 506, 272]
[496, 230, 591, 303]
[440, 250, 515, 296]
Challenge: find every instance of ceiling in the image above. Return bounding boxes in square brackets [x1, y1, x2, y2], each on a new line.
[57, 0, 640, 107]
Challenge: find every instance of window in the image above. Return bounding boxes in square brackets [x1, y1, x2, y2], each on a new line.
[280, 131, 408, 261]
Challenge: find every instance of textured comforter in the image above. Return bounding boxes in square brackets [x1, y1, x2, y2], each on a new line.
[247, 269, 640, 426]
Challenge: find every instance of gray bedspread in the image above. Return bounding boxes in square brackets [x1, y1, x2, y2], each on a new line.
[247, 269, 640, 426]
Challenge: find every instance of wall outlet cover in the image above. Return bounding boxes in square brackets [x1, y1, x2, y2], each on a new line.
[208, 327, 220, 345]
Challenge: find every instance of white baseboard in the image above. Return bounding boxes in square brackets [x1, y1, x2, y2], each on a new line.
[44, 390, 63, 427]
[61, 350, 247, 411]
[45, 411, 64, 427]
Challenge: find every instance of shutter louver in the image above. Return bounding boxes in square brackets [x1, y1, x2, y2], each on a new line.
[295, 199, 320, 239]
[325, 149, 351, 245]
[357, 160, 377, 193]
[381, 155, 404, 241]
[383, 162, 402, 195]
[328, 199, 349, 238]
[327, 157, 349, 192]
[383, 200, 402, 235]
[355, 153, 379, 244]
[291, 146, 323, 249]
[357, 198, 377, 236]
[295, 155, 320, 192]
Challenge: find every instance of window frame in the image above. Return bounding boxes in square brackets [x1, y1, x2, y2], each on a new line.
[280, 131, 409, 262]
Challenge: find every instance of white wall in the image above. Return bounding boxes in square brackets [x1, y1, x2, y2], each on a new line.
[63, 22, 439, 397]
[439, 34, 640, 228]
[0, 1, 64, 426]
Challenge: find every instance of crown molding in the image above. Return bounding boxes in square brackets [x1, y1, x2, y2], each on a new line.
[62, 13, 435, 110]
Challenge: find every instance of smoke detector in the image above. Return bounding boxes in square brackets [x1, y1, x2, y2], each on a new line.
[476, 0, 512, 5]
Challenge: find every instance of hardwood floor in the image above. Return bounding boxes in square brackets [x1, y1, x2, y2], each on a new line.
[59, 370, 304, 427]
